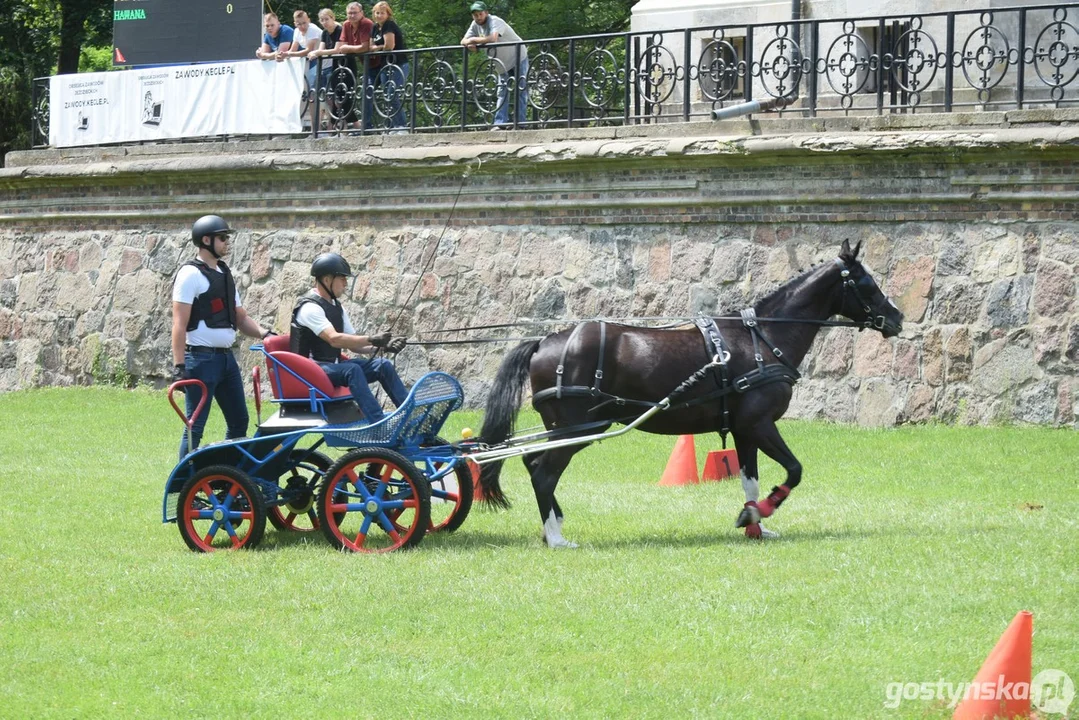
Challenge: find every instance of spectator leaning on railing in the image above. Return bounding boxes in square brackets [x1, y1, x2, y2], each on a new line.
[256, 12, 294, 60]
[286, 10, 324, 131]
[370, 1, 408, 132]
[310, 8, 345, 129]
[461, 1, 529, 129]
[335, 1, 375, 130]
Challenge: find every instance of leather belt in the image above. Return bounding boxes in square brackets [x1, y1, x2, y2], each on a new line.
[185, 345, 231, 354]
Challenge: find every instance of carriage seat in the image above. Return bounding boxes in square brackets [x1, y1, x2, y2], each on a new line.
[261, 334, 353, 404]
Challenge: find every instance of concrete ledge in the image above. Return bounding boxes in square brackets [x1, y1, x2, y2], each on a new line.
[7, 118, 1079, 185]
[9, 109, 1079, 174]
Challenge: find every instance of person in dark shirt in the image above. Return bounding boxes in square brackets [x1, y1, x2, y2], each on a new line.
[310, 8, 346, 128]
[370, 1, 409, 131]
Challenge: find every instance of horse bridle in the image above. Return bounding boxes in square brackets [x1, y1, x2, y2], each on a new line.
[834, 257, 896, 332]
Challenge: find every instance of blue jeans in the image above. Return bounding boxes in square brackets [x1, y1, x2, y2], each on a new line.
[362, 66, 379, 130]
[321, 357, 408, 422]
[496, 55, 529, 127]
[179, 349, 248, 459]
[377, 62, 410, 128]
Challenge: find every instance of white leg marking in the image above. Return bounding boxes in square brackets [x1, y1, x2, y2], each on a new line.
[741, 471, 779, 538]
[757, 523, 780, 539]
[543, 509, 578, 549]
[740, 471, 760, 503]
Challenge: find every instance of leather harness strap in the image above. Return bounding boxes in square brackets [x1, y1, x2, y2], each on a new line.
[533, 318, 801, 434]
[694, 316, 732, 446]
[554, 321, 608, 400]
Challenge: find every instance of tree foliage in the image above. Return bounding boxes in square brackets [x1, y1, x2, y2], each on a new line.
[0, 0, 111, 162]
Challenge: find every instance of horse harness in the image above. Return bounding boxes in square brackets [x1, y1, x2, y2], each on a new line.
[531, 314, 801, 444]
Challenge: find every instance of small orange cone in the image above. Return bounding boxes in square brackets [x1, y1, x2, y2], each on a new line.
[658, 435, 699, 486]
[953, 610, 1033, 720]
[702, 449, 739, 481]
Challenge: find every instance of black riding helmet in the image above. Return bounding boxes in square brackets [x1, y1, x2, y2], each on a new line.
[311, 252, 353, 301]
[191, 215, 233, 258]
[311, 252, 353, 279]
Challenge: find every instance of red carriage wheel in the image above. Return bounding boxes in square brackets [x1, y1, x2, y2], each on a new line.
[317, 448, 431, 553]
[178, 465, 266, 552]
[268, 450, 333, 533]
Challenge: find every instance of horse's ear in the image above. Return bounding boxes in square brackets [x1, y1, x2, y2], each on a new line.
[840, 238, 852, 258]
[852, 240, 863, 259]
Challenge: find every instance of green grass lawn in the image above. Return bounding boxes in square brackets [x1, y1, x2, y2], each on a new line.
[0, 387, 1076, 719]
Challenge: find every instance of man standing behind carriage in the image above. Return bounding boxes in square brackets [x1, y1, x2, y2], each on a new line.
[290, 253, 409, 423]
[171, 215, 273, 459]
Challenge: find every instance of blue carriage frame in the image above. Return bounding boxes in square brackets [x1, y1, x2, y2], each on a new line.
[162, 370, 466, 525]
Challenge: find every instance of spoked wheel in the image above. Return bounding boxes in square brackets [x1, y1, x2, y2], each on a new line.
[178, 466, 266, 552]
[417, 437, 473, 534]
[268, 450, 333, 533]
[318, 448, 431, 553]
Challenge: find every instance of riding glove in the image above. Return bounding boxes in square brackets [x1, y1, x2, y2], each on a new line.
[369, 331, 392, 348]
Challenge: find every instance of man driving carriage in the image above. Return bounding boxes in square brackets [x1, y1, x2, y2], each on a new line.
[290, 252, 409, 422]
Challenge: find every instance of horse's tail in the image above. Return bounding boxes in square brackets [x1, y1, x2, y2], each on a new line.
[477, 339, 540, 509]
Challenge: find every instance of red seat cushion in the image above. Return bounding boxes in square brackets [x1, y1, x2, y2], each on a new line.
[263, 334, 291, 353]
[267, 350, 352, 401]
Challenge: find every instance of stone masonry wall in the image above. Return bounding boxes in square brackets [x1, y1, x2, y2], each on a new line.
[1, 112, 1077, 426]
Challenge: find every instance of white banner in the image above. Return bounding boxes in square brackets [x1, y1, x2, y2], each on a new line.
[49, 59, 305, 148]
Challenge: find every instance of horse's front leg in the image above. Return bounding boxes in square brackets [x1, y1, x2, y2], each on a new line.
[530, 446, 583, 549]
[734, 420, 800, 531]
[731, 433, 779, 539]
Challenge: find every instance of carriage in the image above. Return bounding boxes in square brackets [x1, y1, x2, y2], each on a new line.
[163, 241, 904, 551]
[163, 334, 476, 553]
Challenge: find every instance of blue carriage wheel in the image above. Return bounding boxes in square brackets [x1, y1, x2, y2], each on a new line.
[177, 465, 266, 553]
[317, 448, 432, 553]
[268, 450, 333, 533]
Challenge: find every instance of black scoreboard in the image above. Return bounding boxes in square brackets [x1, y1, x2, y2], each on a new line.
[113, 0, 264, 67]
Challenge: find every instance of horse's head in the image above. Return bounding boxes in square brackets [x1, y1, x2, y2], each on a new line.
[834, 239, 904, 338]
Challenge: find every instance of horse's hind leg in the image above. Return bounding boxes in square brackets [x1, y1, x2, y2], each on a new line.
[528, 445, 586, 549]
[734, 420, 801, 530]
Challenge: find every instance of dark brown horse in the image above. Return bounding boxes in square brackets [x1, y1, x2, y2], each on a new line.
[477, 240, 904, 547]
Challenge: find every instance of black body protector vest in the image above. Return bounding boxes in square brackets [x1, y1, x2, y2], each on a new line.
[184, 260, 237, 332]
[290, 292, 345, 363]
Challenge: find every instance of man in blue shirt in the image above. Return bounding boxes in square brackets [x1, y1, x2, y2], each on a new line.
[256, 12, 295, 60]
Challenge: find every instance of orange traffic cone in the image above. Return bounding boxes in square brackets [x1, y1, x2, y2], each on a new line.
[467, 459, 485, 501]
[702, 449, 739, 481]
[658, 435, 699, 486]
[953, 610, 1033, 720]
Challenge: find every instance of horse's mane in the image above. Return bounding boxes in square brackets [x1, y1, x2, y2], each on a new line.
[721, 256, 842, 316]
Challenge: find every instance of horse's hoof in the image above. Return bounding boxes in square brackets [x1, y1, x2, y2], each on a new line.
[744, 523, 762, 539]
[735, 501, 761, 528]
[758, 523, 779, 539]
[545, 537, 579, 549]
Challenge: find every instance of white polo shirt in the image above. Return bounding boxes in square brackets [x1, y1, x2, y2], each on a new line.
[295, 300, 357, 337]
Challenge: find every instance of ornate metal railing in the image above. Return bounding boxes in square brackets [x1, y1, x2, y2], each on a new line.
[31, 77, 50, 148]
[31, 3, 1079, 147]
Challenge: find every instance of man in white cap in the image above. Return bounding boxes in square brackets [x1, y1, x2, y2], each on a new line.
[461, 1, 529, 129]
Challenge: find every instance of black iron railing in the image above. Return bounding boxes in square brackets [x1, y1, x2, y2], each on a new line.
[31, 3, 1079, 147]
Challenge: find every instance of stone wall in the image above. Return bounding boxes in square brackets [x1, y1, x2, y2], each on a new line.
[1, 111, 1077, 426]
